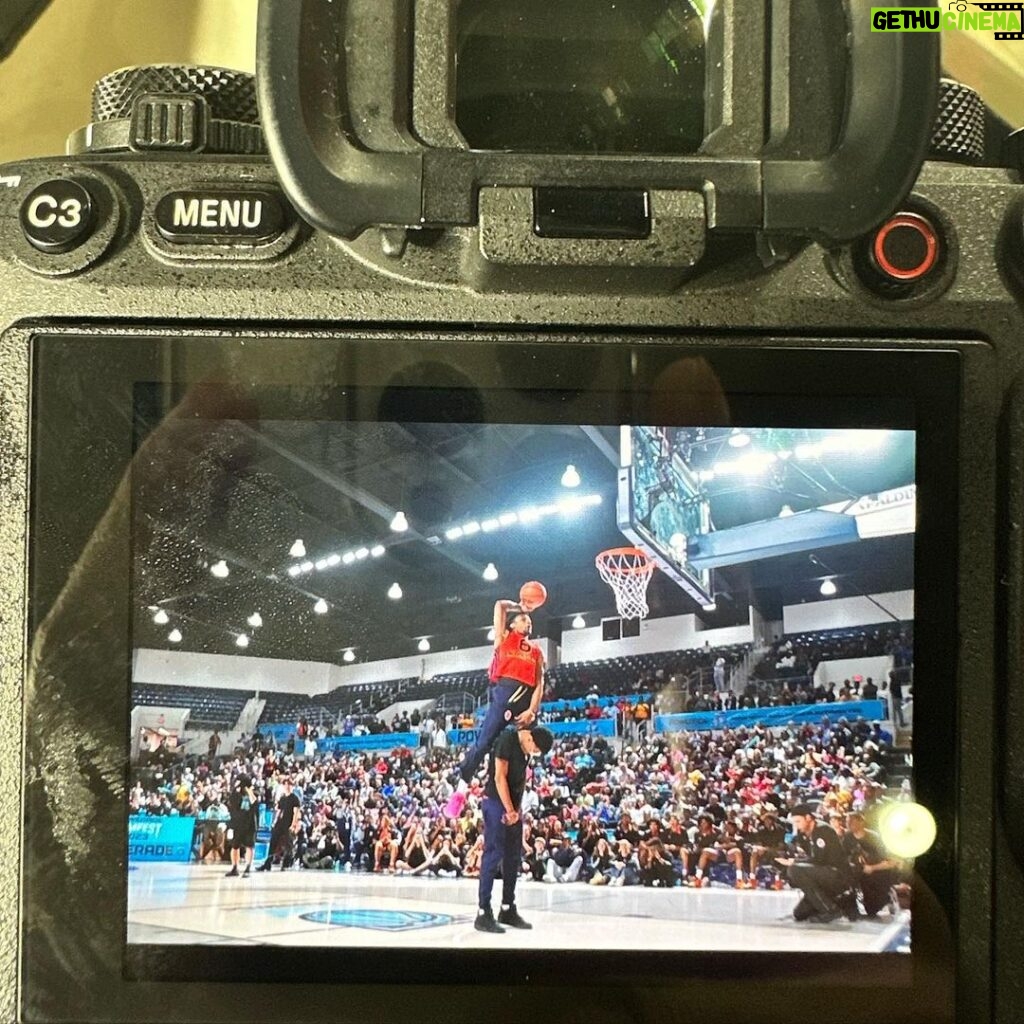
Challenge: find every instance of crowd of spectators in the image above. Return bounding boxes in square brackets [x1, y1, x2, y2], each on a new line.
[132, 709, 903, 900]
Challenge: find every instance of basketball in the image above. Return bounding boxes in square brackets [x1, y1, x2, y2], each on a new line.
[519, 580, 547, 610]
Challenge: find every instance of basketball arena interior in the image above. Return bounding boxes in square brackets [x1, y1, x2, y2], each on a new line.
[128, 422, 916, 955]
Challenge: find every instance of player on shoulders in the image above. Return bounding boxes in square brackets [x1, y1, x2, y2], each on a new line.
[446, 589, 546, 819]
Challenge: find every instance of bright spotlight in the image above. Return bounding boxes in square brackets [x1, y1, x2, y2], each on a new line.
[289, 539, 306, 558]
[877, 801, 937, 859]
[210, 560, 229, 578]
[390, 511, 409, 532]
[561, 465, 581, 488]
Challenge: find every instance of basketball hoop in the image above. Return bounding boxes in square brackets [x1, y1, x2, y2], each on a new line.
[595, 547, 656, 620]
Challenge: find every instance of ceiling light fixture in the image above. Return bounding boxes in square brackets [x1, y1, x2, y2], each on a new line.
[561, 464, 581, 488]
[390, 511, 409, 532]
[247, 612, 263, 628]
[314, 598, 329, 614]
[388, 582, 403, 600]
[210, 560, 230, 578]
[167, 628, 182, 643]
[153, 609, 169, 625]
[482, 562, 499, 581]
[290, 539, 306, 558]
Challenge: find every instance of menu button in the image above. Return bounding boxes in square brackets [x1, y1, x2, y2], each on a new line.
[154, 190, 286, 244]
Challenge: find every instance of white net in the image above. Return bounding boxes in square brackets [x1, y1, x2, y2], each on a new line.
[595, 548, 655, 620]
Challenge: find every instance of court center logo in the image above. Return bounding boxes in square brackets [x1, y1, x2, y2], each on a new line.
[872, 3, 1024, 38]
[300, 909, 452, 931]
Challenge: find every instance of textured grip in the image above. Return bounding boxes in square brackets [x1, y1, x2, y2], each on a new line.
[92, 65, 259, 124]
[930, 78, 985, 165]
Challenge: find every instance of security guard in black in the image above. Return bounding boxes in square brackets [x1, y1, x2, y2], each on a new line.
[784, 804, 852, 922]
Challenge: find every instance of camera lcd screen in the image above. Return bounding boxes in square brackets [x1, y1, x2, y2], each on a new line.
[23, 333, 958, 1018]
[127, 411, 916, 957]
[455, 0, 707, 154]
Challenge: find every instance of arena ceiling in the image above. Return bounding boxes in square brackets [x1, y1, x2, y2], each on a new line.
[134, 423, 915, 665]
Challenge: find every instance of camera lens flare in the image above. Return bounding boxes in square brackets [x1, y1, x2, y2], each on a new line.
[877, 802, 937, 860]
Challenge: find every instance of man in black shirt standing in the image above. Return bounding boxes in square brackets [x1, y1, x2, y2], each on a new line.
[776, 803, 852, 923]
[256, 776, 302, 871]
[475, 725, 554, 934]
[225, 770, 258, 878]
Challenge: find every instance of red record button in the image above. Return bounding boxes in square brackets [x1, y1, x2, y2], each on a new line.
[871, 212, 940, 282]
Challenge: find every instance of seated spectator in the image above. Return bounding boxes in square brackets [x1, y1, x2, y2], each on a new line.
[543, 836, 584, 884]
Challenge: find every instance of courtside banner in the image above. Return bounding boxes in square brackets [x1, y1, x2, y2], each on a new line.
[128, 815, 197, 863]
[655, 699, 887, 734]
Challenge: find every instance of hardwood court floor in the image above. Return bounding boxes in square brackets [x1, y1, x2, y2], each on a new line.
[128, 863, 910, 953]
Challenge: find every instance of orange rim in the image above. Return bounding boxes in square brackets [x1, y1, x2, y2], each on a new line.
[595, 547, 655, 577]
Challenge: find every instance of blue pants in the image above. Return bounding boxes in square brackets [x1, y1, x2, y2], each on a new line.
[479, 796, 523, 911]
[458, 679, 532, 784]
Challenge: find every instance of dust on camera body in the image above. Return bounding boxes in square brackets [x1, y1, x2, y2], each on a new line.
[1, 1, 1023, 1022]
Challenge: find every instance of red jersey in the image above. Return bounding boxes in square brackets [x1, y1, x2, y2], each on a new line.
[492, 630, 543, 687]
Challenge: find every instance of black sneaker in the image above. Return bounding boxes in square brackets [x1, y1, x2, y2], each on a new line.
[838, 892, 860, 921]
[474, 910, 505, 934]
[497, 906, 533, 929]
[225, 867, 239, 877]
[242, 866, 251, 878]
[255, 862, 272, 873]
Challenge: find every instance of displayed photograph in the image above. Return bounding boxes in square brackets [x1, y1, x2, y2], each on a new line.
[128, 421, 915, 954]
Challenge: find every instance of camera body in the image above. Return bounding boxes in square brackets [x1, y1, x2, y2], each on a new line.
[2, 1, 1024, 1021]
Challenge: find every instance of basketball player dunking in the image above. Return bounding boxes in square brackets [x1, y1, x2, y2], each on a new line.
[445, 596, 545, 819]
